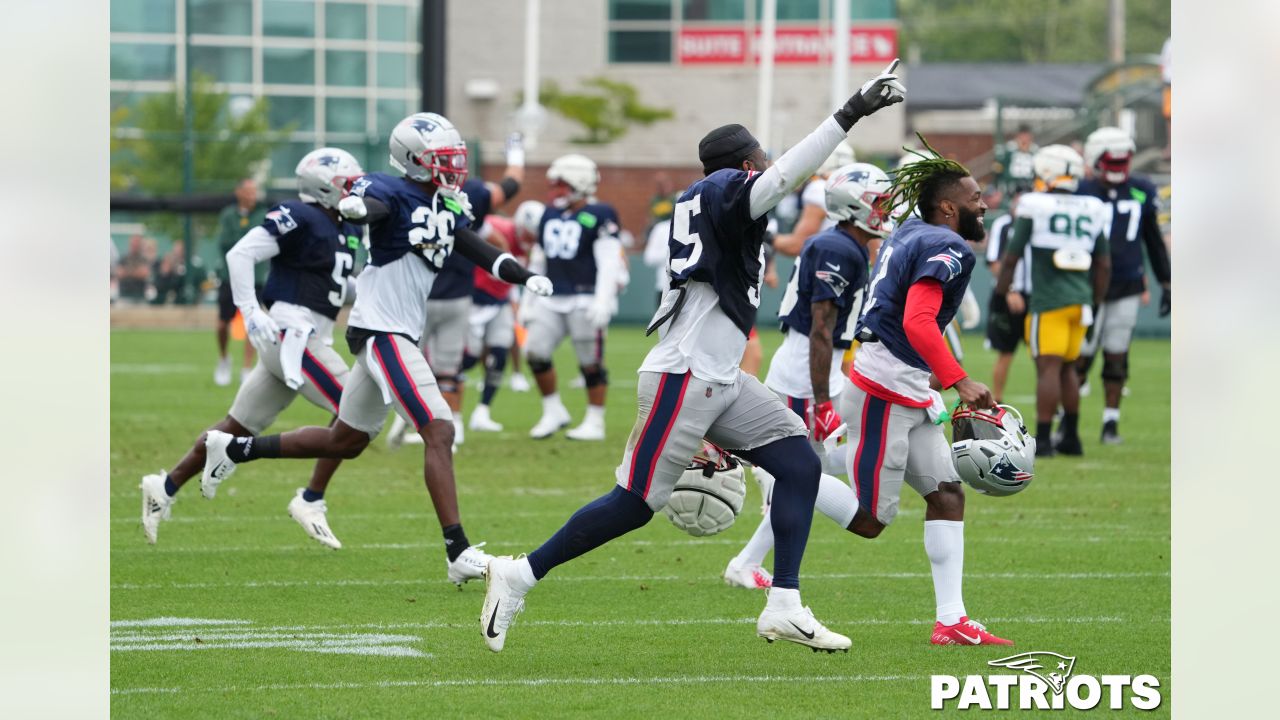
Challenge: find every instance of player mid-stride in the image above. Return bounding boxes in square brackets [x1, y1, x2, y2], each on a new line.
[479, 61, 906, 653]
[198, 113, 553, 585]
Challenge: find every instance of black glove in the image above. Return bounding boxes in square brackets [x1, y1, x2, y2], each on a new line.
[1159, 288, 1171, 317]
[834, 59, 906, 131]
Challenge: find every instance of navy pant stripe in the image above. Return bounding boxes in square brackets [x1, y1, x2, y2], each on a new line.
[301, 351, 343, 412]
[627, 372, 689, 498]
[855, 396, 890, 515]
[372, 335, 433, 430]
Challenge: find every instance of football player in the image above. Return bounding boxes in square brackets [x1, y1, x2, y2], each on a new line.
[1074, 127, 1171, 444]
[141, 148, 365, 548]
[386, 133, 526, 450]
[198, 113, 553, 585]
[984, 189, 1030, 404]
[995, 145, 1111, 456]
[840, 137, 1014, 645]
[725, 162, 890, 588]
[524, 154, 624, 441]
[480, 60, 906, 654]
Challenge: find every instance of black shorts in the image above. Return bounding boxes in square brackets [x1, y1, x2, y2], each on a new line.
[986, 290, 1028, 353]
[218, 282, 263, 322]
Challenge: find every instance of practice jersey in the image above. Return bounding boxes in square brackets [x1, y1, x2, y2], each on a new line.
[473, 215, 520, 305]
[346, 172, 471, 341]
[429, 178, 493, 300]
[640, 169, 768, 384]
[538, 201, 620, 295]
[778, 226, 870, 350]
[852, 218, 976, 405]
[1077, 176, 1170, 301]
[985, 213, 1029, 294]
[1005, 190, 1110, 314]
[260, 201, 361, 322]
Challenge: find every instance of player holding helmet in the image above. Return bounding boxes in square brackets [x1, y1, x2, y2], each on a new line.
[1074, 127, 1171, 444]
[141, 148, 365, 548]
[198, 113, 553, 585]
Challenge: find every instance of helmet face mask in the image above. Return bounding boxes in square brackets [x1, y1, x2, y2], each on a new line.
[414, 145, 469, 192]
[1096, 150, 1132, 185]
[295, 148, 364, 209]
[1084, 127, 1136, 185]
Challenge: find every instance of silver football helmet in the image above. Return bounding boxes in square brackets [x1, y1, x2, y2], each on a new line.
[950, 405, 1035, 497]
[547, 154, 599, 205]
[388, 112, 468, 190]
[295, 148, 364, 209]
[825, 162, 892, 237]
[513, 200, 545, 241]
[662, 442, 746, 537]
[1032, 144, 1085, 192]
[1084, 126, 1136, 184]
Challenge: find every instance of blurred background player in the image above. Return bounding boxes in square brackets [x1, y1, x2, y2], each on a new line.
[726, 162, 889, 588]
[1075, 127, 1171, 444]
[387, 134, 525, 450]
[214, 177, 267, 385]
[141, 148, 364, 549]
[480, 61, 906, 654]
[985, 188, 1030, 403]
[198, 113, 553, 585]
[770, 141, 856, 257]
[995, 145, 1111, 456]
[993, 124, 1038, 195]
[525, 154, 624, 441]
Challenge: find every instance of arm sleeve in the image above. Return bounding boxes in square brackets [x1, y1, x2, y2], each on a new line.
[903, 279, 967, 389]
[747, 116, 847, 220]
[643, 221, 670, 269]
[226, 226, 280, 311]
[454, 226, 535, 285]
[592, 236, 624, 301]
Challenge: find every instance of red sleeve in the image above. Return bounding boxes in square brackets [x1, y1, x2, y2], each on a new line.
[903, 279, 967, 389]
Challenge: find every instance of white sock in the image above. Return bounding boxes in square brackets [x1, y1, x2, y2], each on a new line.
[734, 508, 775, 567]
[765, 586, 801, 611]
[584, 404, 606, 423]
[815, 473, 857, 528]
[821, 444, 851, 476]
[511, 556, 538, 594]
[542, 393, 563, 413]
[924, 519, 966, 625]
[1102, 407, 1121, 423]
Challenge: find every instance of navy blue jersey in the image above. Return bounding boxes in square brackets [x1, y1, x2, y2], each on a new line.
[778, 227, 870, 350]
[667, 169, 768, 336]
[1077, 176, 1170, 300]
[855, 217, 977, 372]
[349, 172, 471, 271]
[430, 178, 494, 300]
[260, 201, 362, 320]
[537, 202, 621, 295]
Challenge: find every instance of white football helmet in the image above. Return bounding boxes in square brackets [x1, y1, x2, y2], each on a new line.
[388, 112, 468, 190]
[295, 148, 364, 209]
[1084, 126, 1137, 185]
[818, 141, 857, 176]
[825, 162, 892, 237]
[662, 443, 746, 537]
[513, 200, 545, 241]
[1033, 144, 1085, 192]
[950, 405, 1035, 497]
[547, 154, 599, 205]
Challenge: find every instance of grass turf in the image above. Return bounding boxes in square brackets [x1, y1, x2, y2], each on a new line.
[110, 327, 1170, 718]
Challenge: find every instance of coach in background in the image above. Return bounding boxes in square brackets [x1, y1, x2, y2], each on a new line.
[214, 177, 268, 386]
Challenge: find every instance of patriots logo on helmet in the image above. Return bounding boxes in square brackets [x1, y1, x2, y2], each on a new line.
[926, 253, 962, 281]
[411, 117, 439, 134]
[990, 455, 1033, 483]
[988, 652, 1076, 695]
[313, 154, 340, 167]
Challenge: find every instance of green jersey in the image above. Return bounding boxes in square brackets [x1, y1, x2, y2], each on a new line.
[1005, 191, 1111, 313]
[217, 202, 268, 283]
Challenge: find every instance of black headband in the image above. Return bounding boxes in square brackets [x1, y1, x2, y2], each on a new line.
[698, 124, 761, 175]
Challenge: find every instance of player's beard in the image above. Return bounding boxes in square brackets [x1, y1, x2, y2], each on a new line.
[957, 206, 986, 242]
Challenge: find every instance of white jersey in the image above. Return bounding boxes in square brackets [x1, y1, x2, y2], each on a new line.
[800, 178, 836, 232]
[639, 281, 745, 385]
[763, 329, 845, 400]
[347, 252, 436, 342]
[986, 213, 1030, 293]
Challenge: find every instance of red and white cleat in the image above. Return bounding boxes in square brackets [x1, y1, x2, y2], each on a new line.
[930, 617, 1013, 646]
[723, 560, 773, 589]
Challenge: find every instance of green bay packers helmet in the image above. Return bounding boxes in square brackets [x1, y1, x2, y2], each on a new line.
[1032, 144, 1085, 192]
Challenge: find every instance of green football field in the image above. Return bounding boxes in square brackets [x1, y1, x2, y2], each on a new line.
[110, 327, 1170, 718]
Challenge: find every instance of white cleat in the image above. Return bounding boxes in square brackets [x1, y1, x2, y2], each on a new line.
[213, 357, 232, 386]
[288, 489, 342, 550]
[757, 603, 851, 653]
[724, 560, 773, 589]
[469, 406, 505, 432]
[201, 430, 238, 499]
[565, 418, 606, 441]
[529, 404, 572, 439]
[140, 471, 174, 544]
[385, 413, 411, 450]
[447, 542, 493, 586]
[452, 416, 465, 447]
[508, 373, 531, 393]
[481, 555, 528, 652]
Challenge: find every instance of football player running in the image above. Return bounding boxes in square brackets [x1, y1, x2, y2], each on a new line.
[725, 162, 890, 588]
[141, 148, 365, 549]
[995, 145, 1111, 456]
[199, 113, 553, 585]
[840, 138, 1014, 646]
[1074, 127, 1171, 444]
[524, 154, 624, 441]
[480, 61, 906, 653]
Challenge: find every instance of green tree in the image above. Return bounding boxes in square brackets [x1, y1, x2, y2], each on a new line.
[531, 77, 674, 144]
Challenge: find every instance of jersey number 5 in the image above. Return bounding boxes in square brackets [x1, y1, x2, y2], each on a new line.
[668, 196, 702, 276]
[328, 252, 354, 307]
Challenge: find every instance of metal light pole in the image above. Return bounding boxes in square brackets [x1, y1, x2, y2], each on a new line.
[182, 0, 195, 303]
[831, 0, 850, 112]
[757, 0, 776, 152]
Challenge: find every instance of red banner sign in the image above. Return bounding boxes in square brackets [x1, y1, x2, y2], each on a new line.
[677, 26, 898, 65]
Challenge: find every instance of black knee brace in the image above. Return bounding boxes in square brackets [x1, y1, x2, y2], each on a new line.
[1101, 355, 1127, 383]
[581, 365, 608, 388]
[528, 357, 554, 375]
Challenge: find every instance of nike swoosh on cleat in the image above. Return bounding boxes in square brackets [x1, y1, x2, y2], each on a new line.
[788, 621, 815, 640]
[486, 601, 502, 638]
[956, 631, 981, 644]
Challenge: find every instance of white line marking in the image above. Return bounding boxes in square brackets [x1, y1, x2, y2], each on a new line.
[109, 617, 251, 628]
[111, 363, 200, 374]
[109, 620, 429, 658]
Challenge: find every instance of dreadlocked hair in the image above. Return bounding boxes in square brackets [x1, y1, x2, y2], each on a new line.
[885, 132, 971, 223]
